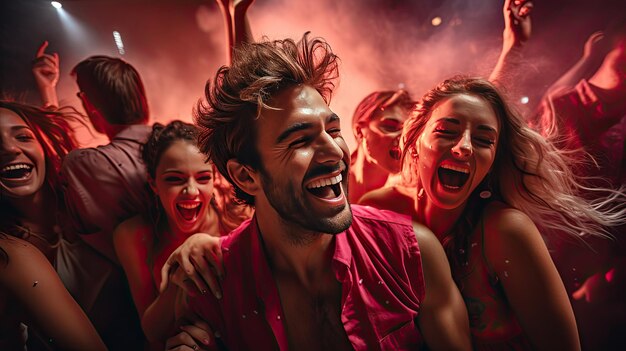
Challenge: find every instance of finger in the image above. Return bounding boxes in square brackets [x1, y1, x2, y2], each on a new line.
[165, 330, 197, 350]
[518, 2, 533, 17]
[200, 259, 222, 299]
[167, 347, 196, 351]
[181, 324, 212, 346]
[160, 259, 177, 293]
[571, 288, 583, 300]
[36, 41, 49, 57]
[209, 243, 225, 279]
[53, 52, 59, 64]
[181, 248, 196, 275]
[32, 55, 57, 67]
[188, 256, 211, 296]
[190, 254, 217, 297]
[587, 31, 605, 43]
[172, 269, 199, 297]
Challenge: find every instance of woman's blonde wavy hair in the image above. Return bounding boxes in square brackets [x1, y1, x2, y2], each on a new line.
[401, 76, 625, 267]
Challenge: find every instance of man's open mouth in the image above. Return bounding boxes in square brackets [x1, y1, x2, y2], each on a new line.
[306, 174, 343, 199]
[176, 201, 202, 221]
[438, 163, 469, 189]
[1, 163, 33, 180]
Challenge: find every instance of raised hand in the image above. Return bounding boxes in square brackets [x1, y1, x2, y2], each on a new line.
[503, 0, 533, 49]
[160, 233, 224, 299]
[32, 41, 60, 108]
[32, 41, 60, 90]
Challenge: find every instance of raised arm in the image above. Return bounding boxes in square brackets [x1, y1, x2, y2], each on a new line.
[412, 222, 471, 351]
[216, 0, 255, 64]
[0, 238, 106, 351]
[489, 0, 533, 86]
[483, 206, 580, 350]
[232, 0, 255, 48]
[545, 31, 608, 96]
[32, 41, 60, 109]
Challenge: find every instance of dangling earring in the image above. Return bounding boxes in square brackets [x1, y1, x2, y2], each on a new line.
[417, 187, 425, 199]
[479, 176, 493, 199]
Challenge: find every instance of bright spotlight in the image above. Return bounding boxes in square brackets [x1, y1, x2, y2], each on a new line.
[51, 1, 62, 9]
[113, 31, 126, 55]
[431, 16, 442, 27]
[520, 96, 529, 104]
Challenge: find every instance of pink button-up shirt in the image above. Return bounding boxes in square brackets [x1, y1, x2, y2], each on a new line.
[186, 205, 425, 350]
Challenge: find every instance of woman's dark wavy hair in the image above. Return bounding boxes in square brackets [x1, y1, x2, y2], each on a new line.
[0, 100, 82, 264]
[140, 120, 200, 259]
[142, 120, 198, 179]
[141, 120, 251, 252]
[195, 32, 340, 206]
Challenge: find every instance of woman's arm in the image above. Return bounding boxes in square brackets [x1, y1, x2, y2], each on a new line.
[216, 0, 255, 64]
[0, 237, 106, 350]
[413, 222, 471, 350]
[483, 205, 580, 351]
[141, 268, 186, 343]
[544, 31, 608, 96]
[232, 0, 255, 48]
[489, 0, 533, 86]
[113, 216, 169, 342]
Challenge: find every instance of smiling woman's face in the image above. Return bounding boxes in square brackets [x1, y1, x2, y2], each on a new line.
[151, 140, 215, 234]
[0, 108, 46, 199]
[360, 103, 409, 173]
[416, 93, 499, 210]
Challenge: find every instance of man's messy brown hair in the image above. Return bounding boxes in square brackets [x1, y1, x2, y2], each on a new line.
[195, 32, 339, 205]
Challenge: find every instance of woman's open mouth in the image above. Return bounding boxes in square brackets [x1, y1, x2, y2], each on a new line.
[438, 163, 469, 190]
[176, 201, 202, 222]
[0, 163, 34, 181]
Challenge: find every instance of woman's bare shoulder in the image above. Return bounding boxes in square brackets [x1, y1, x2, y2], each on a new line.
[113, 215, 153, 245]
[0, 236, 56, 286]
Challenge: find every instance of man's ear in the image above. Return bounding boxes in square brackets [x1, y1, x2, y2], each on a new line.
[226, 159, 260, 197]
[355, 125, 364, 140]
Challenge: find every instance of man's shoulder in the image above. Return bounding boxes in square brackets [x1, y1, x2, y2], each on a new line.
[347, 205, 417, 254]
[350, 204, 412, 227]
[62, 125, 150, 173]
[220, 217, 255, 252]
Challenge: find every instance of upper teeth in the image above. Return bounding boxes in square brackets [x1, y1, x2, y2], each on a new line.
[441, 164, 469, 173]
[2, 164, 32, 172]
[307, 174, 342, 189]
[178, 203, 200, 209]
